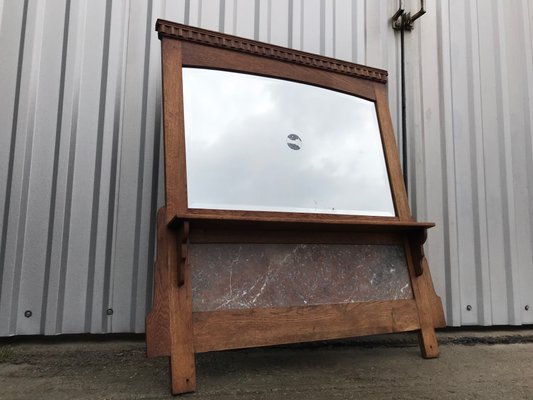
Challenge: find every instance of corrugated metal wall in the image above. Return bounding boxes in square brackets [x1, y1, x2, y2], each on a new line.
[1, 0, 532, 335]
[411, 0, 533, 326]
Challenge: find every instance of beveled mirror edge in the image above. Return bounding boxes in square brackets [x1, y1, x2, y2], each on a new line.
[156, 19, 388, 84]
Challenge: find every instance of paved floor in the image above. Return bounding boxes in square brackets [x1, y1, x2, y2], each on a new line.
[1, 330, 532, 399]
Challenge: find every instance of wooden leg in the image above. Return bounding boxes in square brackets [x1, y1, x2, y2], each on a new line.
[169, 278, 196, 394]
[168, 222, 196, 394]
[420, 257, 446, 329]
[416, 256, 445, 358]
[169, 340, 196, 394]
[413, 258, 440, 358]
[418, 327, 439, 359]
[146, 208, 196, 394]
[404, 240, 442, 359]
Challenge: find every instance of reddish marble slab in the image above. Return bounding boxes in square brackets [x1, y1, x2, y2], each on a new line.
[190, 244, 412, 312]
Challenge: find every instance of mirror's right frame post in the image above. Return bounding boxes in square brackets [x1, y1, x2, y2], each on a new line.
[374, 81, 445, 358]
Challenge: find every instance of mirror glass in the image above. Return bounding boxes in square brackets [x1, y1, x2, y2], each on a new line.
[182, 68, 395, 217]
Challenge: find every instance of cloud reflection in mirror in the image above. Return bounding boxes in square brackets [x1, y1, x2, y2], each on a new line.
[182, 68, 395, 217]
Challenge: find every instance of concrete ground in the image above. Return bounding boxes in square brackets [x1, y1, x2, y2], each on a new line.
[1, 329, 532, 400]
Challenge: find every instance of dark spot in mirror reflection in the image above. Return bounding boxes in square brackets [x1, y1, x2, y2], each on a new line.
[286, 134, 302, 150]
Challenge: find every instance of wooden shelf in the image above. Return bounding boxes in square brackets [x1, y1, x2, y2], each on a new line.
[169, 212, 435, 233]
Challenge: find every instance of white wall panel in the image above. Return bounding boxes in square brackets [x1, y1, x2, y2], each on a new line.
[1, 0, 532, 335]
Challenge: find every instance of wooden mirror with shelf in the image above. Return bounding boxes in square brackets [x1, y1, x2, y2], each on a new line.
[146, 19, 445, 395]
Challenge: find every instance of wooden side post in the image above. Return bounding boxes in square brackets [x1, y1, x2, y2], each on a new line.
[405, 238, 441, 358]
[168, 221, 196, 394]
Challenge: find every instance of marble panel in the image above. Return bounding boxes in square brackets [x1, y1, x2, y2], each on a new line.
[190, 244, 412, 312]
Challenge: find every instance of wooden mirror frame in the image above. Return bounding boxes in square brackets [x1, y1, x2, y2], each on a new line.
[146, 19, 445, 395]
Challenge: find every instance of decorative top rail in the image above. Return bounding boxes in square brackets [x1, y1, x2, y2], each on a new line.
[156, 19, 388, 83]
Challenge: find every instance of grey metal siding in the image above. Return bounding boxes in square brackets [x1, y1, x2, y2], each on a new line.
[0, 0, 532, 335]
[410, 0, 533, 326]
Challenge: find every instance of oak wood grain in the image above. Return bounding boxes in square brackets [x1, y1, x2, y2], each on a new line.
[168, 216, 196, 394]
[160, 38, 187, 225]
[189, 229, 404, 245]
[169, 213, 434, 231]
[192, 300, 420, 353]
[156, 19, 388, 83]
[404, 239, 440, 358]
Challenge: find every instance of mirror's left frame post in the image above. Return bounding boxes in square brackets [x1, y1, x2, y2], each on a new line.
[145, 31, 197, 395]
[160, 35, 189, 225]
[168, 217, 195, 394]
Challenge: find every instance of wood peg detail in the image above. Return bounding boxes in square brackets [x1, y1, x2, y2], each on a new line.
[410, 229, 427, 276]
[178, 221, 190, 287]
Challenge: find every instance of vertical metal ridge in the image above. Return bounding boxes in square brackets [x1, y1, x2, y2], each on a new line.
[521, 0, 533, 324]
[231, 1, 237, 34]
[319, 0, 325, 55]
[331, 0, 336, 58]
[287, 0, 293, 48]
[463, 0, 480, 323]
[84, 0, 113, 332]
[493, 1, 521, 325]
[10, 0, 47, 334]
[476, 2, 494, 326]
[436, 0, 460, 325]
[351, 0, 358, 62]
[0, 0, 29, 332]
[55, 0, 88, 334]
[253, 0, 260, 40]
[445, 0, 462, 326]
[219, 0, 226, 31]
[266, 0, 271, 43]
[298, 0, 304, 49]
[184, 0, 190, 25]
[351, 0, 365, 63]
[449, 1, 474, 324]
[477, 1, 506, 325]
[363, 0, 368, 63]
[198, 0, 203, 26]
[41, 0, 71, 333]
[467, 0, 491, 325]
[412, 8, 425, 220]
[102, 0, 130, 333]
[128, 0, 154, 331]
[351, 0, 357, 61]
[0, 0, 5, 30]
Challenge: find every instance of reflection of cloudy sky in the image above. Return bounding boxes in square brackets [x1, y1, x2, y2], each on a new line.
[182, 68, 395, 216]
